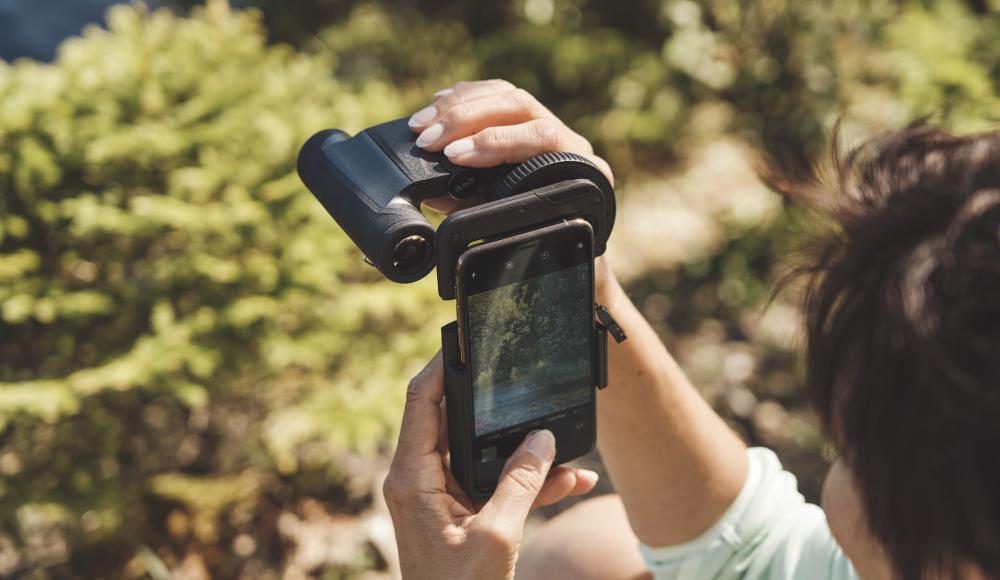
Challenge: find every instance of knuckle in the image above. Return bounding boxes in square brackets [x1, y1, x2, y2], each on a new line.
[509, 88, 546, 117]
[508, 87, 534, 108]
[382, 474, 409, 505]
[443, 103, 472, 126]
[487, 78, 516, 92]
[477, 127, 506, 150]
[435, 93, 461, 111]
[532, 118, 563, 149]
[406, 375, 420, 394]
[405, 370, 433, 405]
[569, 130, 595, 154]
[405, 378, 424, 404]
[504, 465, 543, 495]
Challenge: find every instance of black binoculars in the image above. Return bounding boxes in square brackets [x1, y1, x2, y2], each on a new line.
[296, 117, 617, 291]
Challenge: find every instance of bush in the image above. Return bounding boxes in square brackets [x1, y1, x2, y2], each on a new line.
[0, 2, 451, 576]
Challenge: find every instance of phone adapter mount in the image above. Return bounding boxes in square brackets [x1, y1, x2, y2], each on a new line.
[296, 117, 616, 298]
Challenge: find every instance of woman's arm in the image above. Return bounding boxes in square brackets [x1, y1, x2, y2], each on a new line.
[595, 260, 747, 546]
[410, 79, 748, 547]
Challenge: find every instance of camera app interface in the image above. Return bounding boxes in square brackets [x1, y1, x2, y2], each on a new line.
[466, 239, 593, 436]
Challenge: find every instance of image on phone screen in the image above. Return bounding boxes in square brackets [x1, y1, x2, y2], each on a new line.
[463, 227, 594, 437]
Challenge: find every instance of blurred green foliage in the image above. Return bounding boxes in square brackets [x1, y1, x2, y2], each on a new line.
[0, 2, 454, 576]
[0, 0, 997, 577]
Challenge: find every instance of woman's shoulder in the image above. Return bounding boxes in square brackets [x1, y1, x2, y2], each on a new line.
[639, 447, 858, 580]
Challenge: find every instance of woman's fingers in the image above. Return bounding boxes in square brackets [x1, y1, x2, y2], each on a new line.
[534, 466, 601, 508]
[408, 79, 517, 131]
[445, 118, 588, 163]
[435, 80, 522, 113]
[383, 353, 450, 506]
[437, 118, 614, 185]
[408, 79, 615, 198]
[572, 468, 600, 495]
[477, 430, 556, 536]
[410, 88, 553, 151]
[392, 353, 446, 469]
[436, 396, 449, 454]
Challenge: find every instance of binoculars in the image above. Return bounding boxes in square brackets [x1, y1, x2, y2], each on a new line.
[296, 117, 617, 294]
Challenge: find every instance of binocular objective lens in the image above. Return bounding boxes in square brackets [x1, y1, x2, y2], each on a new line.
[392, 235, 432, 274]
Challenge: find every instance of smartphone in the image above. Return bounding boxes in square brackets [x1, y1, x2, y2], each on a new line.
[455, 218, 597, 493]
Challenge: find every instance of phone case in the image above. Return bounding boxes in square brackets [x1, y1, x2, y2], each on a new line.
[435, 168, 619, 501]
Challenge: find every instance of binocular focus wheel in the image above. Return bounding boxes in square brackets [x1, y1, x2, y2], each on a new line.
[493, 152, 607, 200]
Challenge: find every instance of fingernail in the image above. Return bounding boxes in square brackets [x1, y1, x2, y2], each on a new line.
[525, 429, 555, 461]
[434, 88, 455, 98]
[408, 104, 437, 128]
[443, 137, 475, 158]
[578, 469, 600, 485]
[415, 122, 444, 148]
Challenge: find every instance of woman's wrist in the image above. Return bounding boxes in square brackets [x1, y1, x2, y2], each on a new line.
[595, 256, 626, 312]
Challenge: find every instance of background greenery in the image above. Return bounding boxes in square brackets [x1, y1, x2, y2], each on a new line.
[0, 0, 997, 577]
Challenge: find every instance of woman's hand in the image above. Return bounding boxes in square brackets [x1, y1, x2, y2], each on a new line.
[384, 353, 599, 580]
[407, 79, 620, 301]
[408, 79, 612, 183]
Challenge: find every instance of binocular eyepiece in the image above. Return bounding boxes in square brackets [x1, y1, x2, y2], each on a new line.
[391, 234, 433, 277]
[297, 117, 616, 285]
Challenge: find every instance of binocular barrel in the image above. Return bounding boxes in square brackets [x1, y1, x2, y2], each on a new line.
[297, 128, 437, 283]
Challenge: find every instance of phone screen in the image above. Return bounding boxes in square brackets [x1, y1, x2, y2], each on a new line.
[460, 222, 595, 438]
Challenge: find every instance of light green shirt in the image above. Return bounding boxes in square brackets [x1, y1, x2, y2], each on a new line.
[639, 448, 859, 580]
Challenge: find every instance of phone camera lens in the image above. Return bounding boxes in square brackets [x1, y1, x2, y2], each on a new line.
[392, 235, 432, 274]
[540, 250, 551, 260]
[505, 261, 514, 270]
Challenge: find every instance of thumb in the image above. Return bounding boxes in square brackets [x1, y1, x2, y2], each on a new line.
[478, 430, 556, 532]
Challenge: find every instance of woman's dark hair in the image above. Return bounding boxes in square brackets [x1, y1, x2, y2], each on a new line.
[766, 123, 1000, 579]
